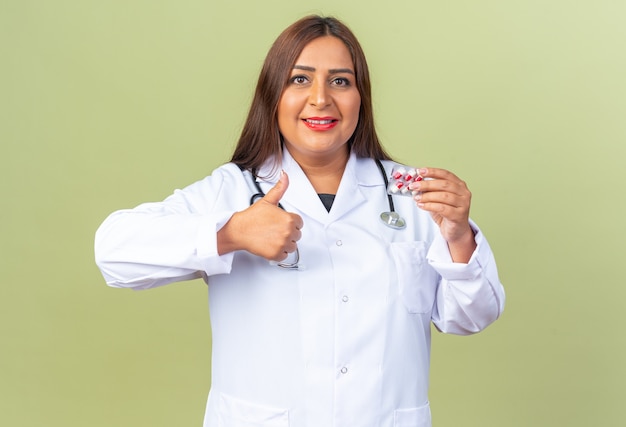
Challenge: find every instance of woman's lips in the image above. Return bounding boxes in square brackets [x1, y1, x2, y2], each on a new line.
[302, 117, 338, 131]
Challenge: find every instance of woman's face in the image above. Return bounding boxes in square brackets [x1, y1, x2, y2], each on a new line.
[277, 36, 361, 165]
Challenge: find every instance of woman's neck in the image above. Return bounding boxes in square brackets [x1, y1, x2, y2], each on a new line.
[291, 149, 349, 194]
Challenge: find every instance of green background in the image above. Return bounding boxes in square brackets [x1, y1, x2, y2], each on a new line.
[2, 0, 625, 426]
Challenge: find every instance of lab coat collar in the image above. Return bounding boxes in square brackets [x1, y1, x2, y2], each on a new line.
[254, 149, 385, 225]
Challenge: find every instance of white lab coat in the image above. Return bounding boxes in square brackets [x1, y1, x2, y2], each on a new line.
[95, 149, 505, 427]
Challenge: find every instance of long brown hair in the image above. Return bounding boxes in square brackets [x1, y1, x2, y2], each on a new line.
[230, 15, 392, 172]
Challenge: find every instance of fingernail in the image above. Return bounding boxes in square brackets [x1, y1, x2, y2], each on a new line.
[419, 168, 427, 176]
[413, 193, 422, 202]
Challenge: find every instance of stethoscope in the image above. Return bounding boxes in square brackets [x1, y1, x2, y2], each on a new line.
[374, 158, 407, 230]
[246, 159, 406, 268]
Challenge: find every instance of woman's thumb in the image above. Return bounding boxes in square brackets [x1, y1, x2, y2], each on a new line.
[262, 170, 289, 206]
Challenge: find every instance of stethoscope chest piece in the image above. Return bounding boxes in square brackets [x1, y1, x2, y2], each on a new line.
[380, 211, 406, 229]
[373, 159, 407, 230]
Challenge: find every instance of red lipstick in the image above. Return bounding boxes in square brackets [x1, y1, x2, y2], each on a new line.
[302, 117, 338, 131]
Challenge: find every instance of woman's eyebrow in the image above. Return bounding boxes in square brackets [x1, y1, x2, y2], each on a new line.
[293, 65, 354, 74]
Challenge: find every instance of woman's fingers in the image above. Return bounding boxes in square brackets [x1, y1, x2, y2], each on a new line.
[408, 167, 473, 244]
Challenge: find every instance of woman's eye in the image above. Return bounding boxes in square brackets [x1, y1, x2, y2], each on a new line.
[290, 75, 308, 85]
[332, 77, 350, 86]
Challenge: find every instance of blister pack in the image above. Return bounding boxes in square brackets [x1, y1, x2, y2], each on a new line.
[387, 166, 423, 196]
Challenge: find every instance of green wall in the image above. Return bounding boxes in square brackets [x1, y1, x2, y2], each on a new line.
[2, 1, 625, 425]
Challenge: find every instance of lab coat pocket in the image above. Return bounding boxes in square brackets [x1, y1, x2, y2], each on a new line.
[394, 402, 432, 427]
[218, 393, 289, 427]
[390, 241, 437, 314]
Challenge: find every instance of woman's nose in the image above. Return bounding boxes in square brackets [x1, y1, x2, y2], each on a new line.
[308, 80, 330, 108]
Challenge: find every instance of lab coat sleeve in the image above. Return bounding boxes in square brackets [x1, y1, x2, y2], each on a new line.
[94, 170, 237, 290]
[426, 220, 505, 335]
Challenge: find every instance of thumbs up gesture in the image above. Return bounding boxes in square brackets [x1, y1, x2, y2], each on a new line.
[217, 171, 304, 262]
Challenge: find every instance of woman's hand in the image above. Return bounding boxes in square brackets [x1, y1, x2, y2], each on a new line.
[409, 168, 476, 263]
[217, 171, 303, 262]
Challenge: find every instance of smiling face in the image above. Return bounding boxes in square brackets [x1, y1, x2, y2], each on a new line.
[277, 36, 362, 167]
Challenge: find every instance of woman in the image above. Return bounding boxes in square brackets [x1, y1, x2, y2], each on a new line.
[95, 15, 505, 427]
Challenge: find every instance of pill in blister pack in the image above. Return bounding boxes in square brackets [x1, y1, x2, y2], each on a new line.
[387, 166, 423, 196]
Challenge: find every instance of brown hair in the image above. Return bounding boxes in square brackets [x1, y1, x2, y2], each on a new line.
[230, 15, 392, 172]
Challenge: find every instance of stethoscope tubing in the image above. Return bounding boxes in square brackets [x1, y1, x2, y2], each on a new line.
[245, 159, 405, 268]
[248, 160, 396, 215]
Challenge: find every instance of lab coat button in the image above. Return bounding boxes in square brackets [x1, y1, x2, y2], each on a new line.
[336, 240, 343, 246]
[342, 295, 349, 302]
[341, 367, 348, 374]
